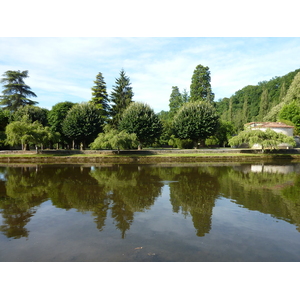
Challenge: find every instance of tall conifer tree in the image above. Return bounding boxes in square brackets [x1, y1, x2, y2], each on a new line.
[109, 69, 134, 128]
[190, 64, 214, 103]
[0, 70, 37, 111]
[90, 72, 110, 119]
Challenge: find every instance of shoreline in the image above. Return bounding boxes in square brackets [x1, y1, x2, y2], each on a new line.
[0, 149, 300, 164]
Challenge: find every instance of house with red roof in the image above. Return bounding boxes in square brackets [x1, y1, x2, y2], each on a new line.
[244, 122, 296, 149]
[245, 122, 294, 136]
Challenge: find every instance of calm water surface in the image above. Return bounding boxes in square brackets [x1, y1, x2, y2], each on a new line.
[0, 162, 300, 262]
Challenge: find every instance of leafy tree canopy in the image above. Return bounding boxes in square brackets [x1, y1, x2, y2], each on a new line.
[172, 101, 219, 147]
[119, 102, 162, 149]
[48, 101, 75, 135]
[62, 102, 104, 149]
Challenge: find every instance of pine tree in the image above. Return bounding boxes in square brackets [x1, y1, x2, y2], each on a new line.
[0, 70, 38, 111]
[90, 72, 110, 119]
[190, 64, 214, 103]
[109, 69, 134, 128]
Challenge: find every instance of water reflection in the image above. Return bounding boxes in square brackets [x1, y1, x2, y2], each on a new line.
[168, 167, 220, 236]
[0, 162, 300, 242]
[220, 163, 300, 231]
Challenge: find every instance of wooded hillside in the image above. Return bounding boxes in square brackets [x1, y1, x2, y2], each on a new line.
[216, 68, 300, 131]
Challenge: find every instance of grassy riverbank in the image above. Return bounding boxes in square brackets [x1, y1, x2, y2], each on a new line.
[0, 149, 299, 163]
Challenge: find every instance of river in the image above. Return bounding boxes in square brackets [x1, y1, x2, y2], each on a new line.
[0, 162, 300, 262]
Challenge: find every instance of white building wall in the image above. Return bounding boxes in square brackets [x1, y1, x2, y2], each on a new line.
[250, 127, 293, 136]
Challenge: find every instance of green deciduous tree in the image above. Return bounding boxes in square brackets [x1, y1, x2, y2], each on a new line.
[190, 64, 214, 103]
[48, 101, 75, 147]
[90, 72, 110, 119]
[0, 70, 38, 112]
[119, 102, 162, 150]
[172, 101, 220, 148]
[229, 128, 296, 152]
[62, 102, 104, 149]
[109, 69, 134, 128]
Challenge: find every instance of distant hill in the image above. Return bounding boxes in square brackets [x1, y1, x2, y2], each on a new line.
[216, 68, 300, 130]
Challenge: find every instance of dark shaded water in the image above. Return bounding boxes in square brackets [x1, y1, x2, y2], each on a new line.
[0, 162, 300, 262]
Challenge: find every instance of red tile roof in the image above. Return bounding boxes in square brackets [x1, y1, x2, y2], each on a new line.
[245, 122, 294, 128]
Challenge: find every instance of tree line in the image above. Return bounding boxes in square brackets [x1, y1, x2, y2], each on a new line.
[0, 65, 299, 151]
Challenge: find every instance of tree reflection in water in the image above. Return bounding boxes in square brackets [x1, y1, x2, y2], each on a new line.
[167, 167, 220, 236]
[0, 163, 300, 242]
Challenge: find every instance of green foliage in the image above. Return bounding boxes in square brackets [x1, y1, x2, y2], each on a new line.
[206, 120, 236, 147]
[190, 64, 214, 103]
[62, 102, 104, 148]
[168, 86, 190, 120]
[156, 110, 172, 146]
[109, 69, 134, 128]
[48, 101, 75, 140]
[172, 101, 219, 147]
[258, 88, 269, 121]
[282, 71, 300, 104]
[0, 70, 38, 111]
[264, 71, 300, 122]
[0, 110, 11, 147]
[229, 128, 296, 151]
[90, 72, 110, 119]
[278, 100, 300, 134]
[175, 138, 194, 149]
[119, 102, 162, 149]
[13, 105, 49, 126]
[0, 109, 11, 130]
[90, 125, 138, 152]
[166, 135, 193, 149]
[5, 117, 56, 149]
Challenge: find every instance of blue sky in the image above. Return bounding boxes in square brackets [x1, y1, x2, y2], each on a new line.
[1, 37, 299, 113]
